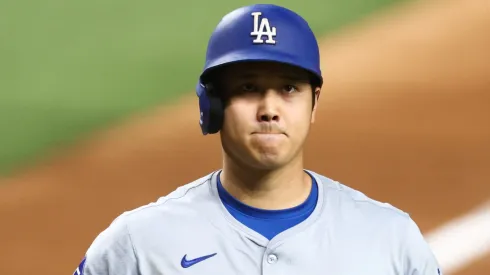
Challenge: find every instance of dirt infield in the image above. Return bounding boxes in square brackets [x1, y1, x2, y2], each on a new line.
[1, 0, 489, 274]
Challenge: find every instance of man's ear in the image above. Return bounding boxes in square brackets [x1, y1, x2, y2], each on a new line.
[311, 87, 321, 124]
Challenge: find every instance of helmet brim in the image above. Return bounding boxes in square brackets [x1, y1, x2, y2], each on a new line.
[199, 49, 323, 86]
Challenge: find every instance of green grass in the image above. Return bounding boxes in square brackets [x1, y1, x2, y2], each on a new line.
[0, 0, 406, 175]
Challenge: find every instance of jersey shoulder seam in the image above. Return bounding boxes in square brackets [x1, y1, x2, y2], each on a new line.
[124, 217, 140, 269]
[121, 174, 213, 218]
[119, 174, 213, 260]
[323, 177, 410, 218]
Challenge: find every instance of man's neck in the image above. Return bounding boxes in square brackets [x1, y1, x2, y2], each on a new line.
[220, 154, 312, 210]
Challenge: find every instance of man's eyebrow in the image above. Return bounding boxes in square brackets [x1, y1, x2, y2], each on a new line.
[236, 72, 308, 81]
[280, 74, 309, 82]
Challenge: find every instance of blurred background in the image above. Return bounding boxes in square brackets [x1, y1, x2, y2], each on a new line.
[0, 0, 489, 274]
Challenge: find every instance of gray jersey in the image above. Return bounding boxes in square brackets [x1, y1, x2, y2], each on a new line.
[77, 170, 442, 275]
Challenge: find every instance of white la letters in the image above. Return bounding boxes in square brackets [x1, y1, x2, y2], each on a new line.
[250, 12, 277, 44]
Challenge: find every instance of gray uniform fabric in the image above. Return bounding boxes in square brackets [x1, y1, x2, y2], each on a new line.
[79, 170, 441, 275]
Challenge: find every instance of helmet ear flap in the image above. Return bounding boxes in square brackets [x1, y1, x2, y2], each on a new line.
[196, 82, 224, 135]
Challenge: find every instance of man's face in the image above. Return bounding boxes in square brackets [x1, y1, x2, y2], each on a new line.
[217, 61, 320, 170]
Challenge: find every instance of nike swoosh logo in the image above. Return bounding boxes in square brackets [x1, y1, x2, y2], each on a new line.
[181, 253, 217, 268]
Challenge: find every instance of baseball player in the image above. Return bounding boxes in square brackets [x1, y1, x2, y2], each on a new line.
[74, 4, 442, 275]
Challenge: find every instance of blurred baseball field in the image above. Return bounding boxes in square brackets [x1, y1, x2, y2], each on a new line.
[1, 0, 489, 274]
[0, 0, 404, 175]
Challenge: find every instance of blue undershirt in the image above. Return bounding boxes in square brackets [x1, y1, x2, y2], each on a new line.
[217, 172, 318, 240]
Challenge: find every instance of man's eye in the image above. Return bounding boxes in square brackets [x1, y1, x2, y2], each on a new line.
[241, 84, 256, 92]
[284, 85, 298, 93]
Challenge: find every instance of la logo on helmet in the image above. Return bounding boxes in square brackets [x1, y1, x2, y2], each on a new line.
[250, 12, 277, 44]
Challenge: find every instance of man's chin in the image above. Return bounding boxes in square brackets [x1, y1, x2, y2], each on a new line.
[249, 151, 290, 170]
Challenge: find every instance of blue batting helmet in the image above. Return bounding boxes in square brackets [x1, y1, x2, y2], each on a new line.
[196, 4, 323, 135]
